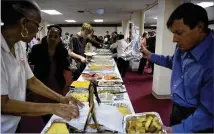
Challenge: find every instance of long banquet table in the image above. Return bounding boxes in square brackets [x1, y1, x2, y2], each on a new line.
[41, 53, 135, 133]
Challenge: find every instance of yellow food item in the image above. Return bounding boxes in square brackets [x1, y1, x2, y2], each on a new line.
[126, 114, 163, 133]
[71, 81, 90, 88]
[127, 120, 136, 129]
[117, 106, 131, 116]
[89, 64, 103, 70]
[71, 93, 88, 102]
[104, 75, 119, 80]
[145, 116, 153, 130]
[152, 118, 162, 130]
[136, 127, 146, 133]
[136, 116, 147, 122]
[46, 123, 69, 134]
[127, 129, 136, 133]
[88, 124, 102, 129]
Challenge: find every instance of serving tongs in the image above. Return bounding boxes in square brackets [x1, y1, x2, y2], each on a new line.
[83, 80, 102, 133]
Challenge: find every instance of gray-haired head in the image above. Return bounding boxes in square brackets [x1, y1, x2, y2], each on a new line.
[1, 0, 41, 26]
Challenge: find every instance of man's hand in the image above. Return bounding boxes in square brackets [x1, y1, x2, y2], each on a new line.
[140, 46, 152, 60]
[53, 103, 79, 121]
[80, 56, 87, 63]
[60, 96, 84, 108]
[163, 126, 173, 134]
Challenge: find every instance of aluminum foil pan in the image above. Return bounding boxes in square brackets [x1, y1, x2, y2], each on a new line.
[97, 87, 124, 100]
[122, 112, 167, 134]
[98, 80, 123, 87]
[67, 89, 89, 102]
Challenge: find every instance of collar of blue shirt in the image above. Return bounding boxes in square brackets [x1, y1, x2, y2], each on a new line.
[190, 31, 213, 61]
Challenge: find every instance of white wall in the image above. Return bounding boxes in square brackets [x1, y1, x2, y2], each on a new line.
[117, 27, 122, 34]
[209, 24, 214, 30]
[61, 27, 117, 38]
[37, 20, 50, 39]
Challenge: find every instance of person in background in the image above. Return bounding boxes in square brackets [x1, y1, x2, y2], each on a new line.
[110, 31, 118, 44]
[36, 37, 41, 43]
[147, 30, 156, 74]
[141, 3, 213, 133]
[70, 33, 73, 38]
[68, 22, 93, 80]
[104, 30, 110, 43]
[138, 32, 148, 74]
[63, 32, 70, 49]
[110, 34, 129, 77]
[86, 30, 103, 48]
[98, 36, 104, 43]
[28, 25, 73, 123]
[1, 1, 82, 133]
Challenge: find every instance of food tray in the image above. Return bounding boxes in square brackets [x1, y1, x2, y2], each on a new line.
[98, 93, 114, 103]
[71, 81, 90, 89]
[104, 73, 121, 80]
[123, 112, 166, 134]
[96, 49, 112, 54]
[98, 80, 123, 87]
[93, 55, 112, 61]
[42, 119, 81, 134]
[81, 73, 99, 81]
[105, 101, 132, 116]
[97, 87, 124, 100]
[88, 63, 114, 71]
[67, 89, 89, 102]
[91, 59, 114, 65]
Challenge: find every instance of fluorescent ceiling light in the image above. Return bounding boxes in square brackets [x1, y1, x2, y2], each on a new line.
[94, 19, 103, 22]
[47, 24, 54, 26]
[41, 10, 62, 15]
[65, 20, 76, 22]
[96, 9, 104, 15]
[1, 22, 4, 26]
[153, 17, 158, 19]
[197, 2, 214, 8]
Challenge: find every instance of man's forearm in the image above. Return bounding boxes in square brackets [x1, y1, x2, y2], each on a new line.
[27, 77, 64, 103]
[149, 54, 173, 69]
[68, 49, 83, 60]
[2, 99, 56, 116]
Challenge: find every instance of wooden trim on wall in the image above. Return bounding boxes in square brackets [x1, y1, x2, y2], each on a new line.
[208, 20, 214, 25]
[144, 26, 157, 29]
[56, 23, 122, 27]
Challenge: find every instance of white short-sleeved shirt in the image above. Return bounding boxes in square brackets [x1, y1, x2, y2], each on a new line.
[1, 34, 34, 133]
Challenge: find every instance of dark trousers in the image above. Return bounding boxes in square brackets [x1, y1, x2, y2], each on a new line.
[170, 103, 213, 133]
[138, 58, 147, 74]
[42, 114, 52, 124]
[15, 122, 21, 133]
[117, 58, 129, 78]
[150, 62, 154, 74]
[73, 62, 86, 80]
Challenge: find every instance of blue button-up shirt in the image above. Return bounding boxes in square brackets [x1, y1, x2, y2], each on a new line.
[150, 32, 213, 133]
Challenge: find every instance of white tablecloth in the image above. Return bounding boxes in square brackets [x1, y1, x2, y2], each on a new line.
[41, 56, 135, 133]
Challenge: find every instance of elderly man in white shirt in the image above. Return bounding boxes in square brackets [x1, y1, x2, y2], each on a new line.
[110, 34, 129, 77]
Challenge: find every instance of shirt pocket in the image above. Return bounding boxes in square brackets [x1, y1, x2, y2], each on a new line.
[184, 63, 203, 99]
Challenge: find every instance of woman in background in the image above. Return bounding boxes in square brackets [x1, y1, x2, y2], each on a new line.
[138, 32, 148, 74]
[28, 25, 73, 123]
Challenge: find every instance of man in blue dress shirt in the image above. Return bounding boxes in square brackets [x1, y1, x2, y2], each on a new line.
[141, 3, 213, 133]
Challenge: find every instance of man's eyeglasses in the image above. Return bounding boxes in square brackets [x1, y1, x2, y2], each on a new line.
[27, 19, 43, 31]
